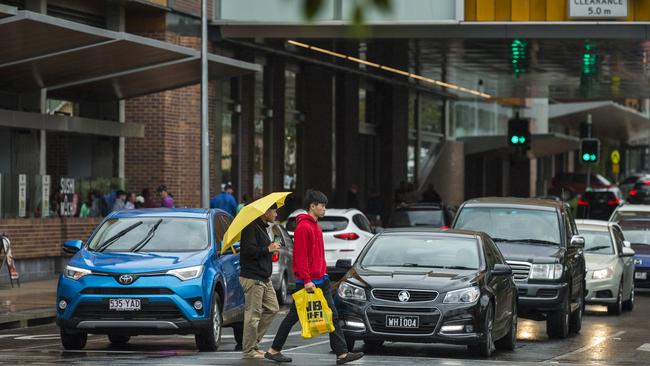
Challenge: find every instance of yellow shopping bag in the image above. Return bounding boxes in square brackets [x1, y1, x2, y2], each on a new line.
[292, 288, 336, 339]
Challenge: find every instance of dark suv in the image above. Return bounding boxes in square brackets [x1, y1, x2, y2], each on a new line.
[388, 203, 455, 229]
[452, 197, 586, 339]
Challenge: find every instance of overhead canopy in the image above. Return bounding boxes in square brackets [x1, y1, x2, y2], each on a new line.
[549, 102, 650, 143]
[0, 4, 16, 18]
[460, 133, 580, 158]
[0, 10, 259, 101]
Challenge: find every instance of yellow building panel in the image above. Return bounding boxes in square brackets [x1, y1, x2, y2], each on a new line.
[511, 0, 530, 20]
[545, 0, 566, 20]
[495, 0, 511, 20]
[634, 0, 650, 21]
[465, 0, 477, 20]
[530, 0, 547, 20]
[147, 0, 167, 6]
[476, 0, 496, 21]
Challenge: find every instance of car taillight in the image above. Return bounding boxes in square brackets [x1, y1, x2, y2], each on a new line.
[334, 233, 359, 240]
[272, 253, 279, 262]
[644, 181, 650, 185]
[577, 198, 589, 206]
[608, 199, 621, 205]
[630, 189, 638, 196]
[440, 225, 449, 229]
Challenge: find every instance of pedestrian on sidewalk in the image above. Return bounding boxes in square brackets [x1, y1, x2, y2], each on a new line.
[265, 190, 364, 364]
[157, 185, 174, 208]
[210, 184, 237, 216]
[125, 192, 137, 209]
[239, 204, 282, 359]
[112, 190, 127, 211]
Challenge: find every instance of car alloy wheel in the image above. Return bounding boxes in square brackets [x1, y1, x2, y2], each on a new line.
[278, 275, 289, 305]
[608, 282, 623, 315]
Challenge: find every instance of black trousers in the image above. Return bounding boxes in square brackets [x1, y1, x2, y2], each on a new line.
[271, 279, 348, 356]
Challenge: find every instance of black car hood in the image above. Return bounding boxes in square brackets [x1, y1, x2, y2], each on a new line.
[495, 242, 564, 263]
[346, 266, 480, 293]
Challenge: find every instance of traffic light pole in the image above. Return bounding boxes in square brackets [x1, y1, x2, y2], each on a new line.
[585, 114, 592, 190]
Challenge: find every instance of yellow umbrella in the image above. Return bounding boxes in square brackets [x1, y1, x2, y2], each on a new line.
[221, 191, 292, 254]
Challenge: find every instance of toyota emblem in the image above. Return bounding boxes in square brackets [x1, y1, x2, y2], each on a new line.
[118, 274, 134, 285]
[398, 290, 410, 302]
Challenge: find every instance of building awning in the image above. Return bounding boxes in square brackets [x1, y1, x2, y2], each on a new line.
[549, 101, 650, 143]
[0, 11, 260, 101]
[0, 108, 144, 138]
[459, 133, 580, 158]
[0, 4, 16, 18]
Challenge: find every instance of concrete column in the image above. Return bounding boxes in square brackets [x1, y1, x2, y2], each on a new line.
[526, 98, 549, 134]
[297, 65, 334, 198]
[39, 90, 46, 176]
[25, 0, 46, 13]
[269, 54, 286, 192]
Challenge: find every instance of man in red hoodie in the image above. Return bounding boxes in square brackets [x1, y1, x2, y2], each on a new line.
[265, 190, 364, 364]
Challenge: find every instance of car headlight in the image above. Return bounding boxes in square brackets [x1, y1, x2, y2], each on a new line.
[166, 265, 203, 281]
[63, 265, 92, 280]
[529, 263, 563, 280]
[443, 287, 480, 304]
[592, 267, 614, 280]
[337, 282, 366, 301]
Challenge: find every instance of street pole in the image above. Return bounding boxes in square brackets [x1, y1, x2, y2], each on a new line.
[586, 114, 592, 190]
[200, 0, 209, 208]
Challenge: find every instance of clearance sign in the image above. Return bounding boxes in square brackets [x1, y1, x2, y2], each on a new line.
[569, 0, 628, 18]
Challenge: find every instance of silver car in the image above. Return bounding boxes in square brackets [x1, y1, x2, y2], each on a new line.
[269, 223, 295, 305]
[576, 220, 636, 315]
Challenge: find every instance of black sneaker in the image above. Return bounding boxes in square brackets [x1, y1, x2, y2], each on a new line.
[234, 343, 242, 351]
[336, 352, 364, 365]
[264, 352, 292, 363]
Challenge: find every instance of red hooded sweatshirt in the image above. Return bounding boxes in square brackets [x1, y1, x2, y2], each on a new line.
[292, 213, 327, 284]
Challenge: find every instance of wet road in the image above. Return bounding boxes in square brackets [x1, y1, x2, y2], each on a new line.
[1, 293, 649, 365]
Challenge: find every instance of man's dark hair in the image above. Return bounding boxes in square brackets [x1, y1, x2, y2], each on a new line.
[303, 190, 328, 210]
[116, 190, 126, 197]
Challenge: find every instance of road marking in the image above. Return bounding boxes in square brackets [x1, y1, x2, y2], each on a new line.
[638, 343, 650, 352]
[15, 334, 59, 340]
[551, 330, 626, 360]
[0, 334, 25, 339]
[283, 340, 331, 353]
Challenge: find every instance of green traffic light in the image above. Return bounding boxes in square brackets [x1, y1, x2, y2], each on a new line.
[582, 153, 590, 161]
[519, 136, 526, 144]
[511, 136, 519, 144]
[590, 154, 597, 161]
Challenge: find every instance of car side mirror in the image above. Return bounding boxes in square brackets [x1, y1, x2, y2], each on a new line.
[63, 239, 83, 254]
[621, 247, 635, 257]
[571, 235, 585, 248]
[623, 240, 631, 248]
[492, 263, 512, 276]
[335, 259, 353, 271]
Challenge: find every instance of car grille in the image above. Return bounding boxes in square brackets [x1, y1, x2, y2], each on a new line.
[371, 289, 438, 302]
[507, 261, 531, 281]
[81, 288, 174, 295]
[366, 306, 440, 335]
[73, 301, 184, 320]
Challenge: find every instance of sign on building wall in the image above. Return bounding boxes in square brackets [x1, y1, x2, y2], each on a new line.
[18, 174, 27, 218]
[59, 177, 76, 217]
[569, 0, 628, 19]
[42, 175, 50, 218]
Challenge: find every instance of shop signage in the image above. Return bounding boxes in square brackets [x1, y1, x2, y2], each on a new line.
[18, 174, 26, 218]
[42, 175, 50, 218]
[569, 0, 628, 19]
[59, 177, 75, 217]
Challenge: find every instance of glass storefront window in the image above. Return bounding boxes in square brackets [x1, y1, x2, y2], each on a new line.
[421, 95, 443, 133]
[284, 69, 298, 190]
[253, 61, 265, 198]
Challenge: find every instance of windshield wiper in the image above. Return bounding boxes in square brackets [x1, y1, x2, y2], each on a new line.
[586, 245, 612, 252]
[442, 266, 475, 270]
[129, 219, 163, 252]
[493, 238, 558, 246]
[96, 221, 143, 252]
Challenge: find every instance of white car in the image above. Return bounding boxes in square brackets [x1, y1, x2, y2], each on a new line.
[609, 204, 650, 223]
[576, 220, 636, 314]
[285, 208, 375, 278]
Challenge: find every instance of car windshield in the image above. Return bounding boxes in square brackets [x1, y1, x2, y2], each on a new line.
[285, 216, 349, 232]
[611, 211, 650, 223]
[390, 209, 443, 227]
[621, 229, 650, 245]
[88, 218, 209, 252]
[360, 235, 480, 270]
[455, 207, 561, 245]
[579, 230, 615, 254]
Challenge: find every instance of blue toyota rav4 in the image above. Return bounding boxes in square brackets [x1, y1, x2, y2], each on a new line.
[56, 208, 244, 351]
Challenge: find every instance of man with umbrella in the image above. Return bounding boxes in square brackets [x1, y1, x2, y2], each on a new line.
[238, 203, 282, 359]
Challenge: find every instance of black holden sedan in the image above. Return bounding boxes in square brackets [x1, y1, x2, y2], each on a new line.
[334, 228, 518, 357]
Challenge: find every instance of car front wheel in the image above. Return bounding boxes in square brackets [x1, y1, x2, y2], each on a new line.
[496, 301, 517, 351]
[547, 293, 570, 339]
[60, 329, 87, 350]
[607, 282, 623, 315]
[277, 274, 289, 305]
[195, 292, 222, 351]
[623, 283, 635, 311]
[469, 302, 495, 357]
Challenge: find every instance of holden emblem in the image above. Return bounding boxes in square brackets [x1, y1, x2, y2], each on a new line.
[398, 290, 410, 302]
[118, 274, 134, 285]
